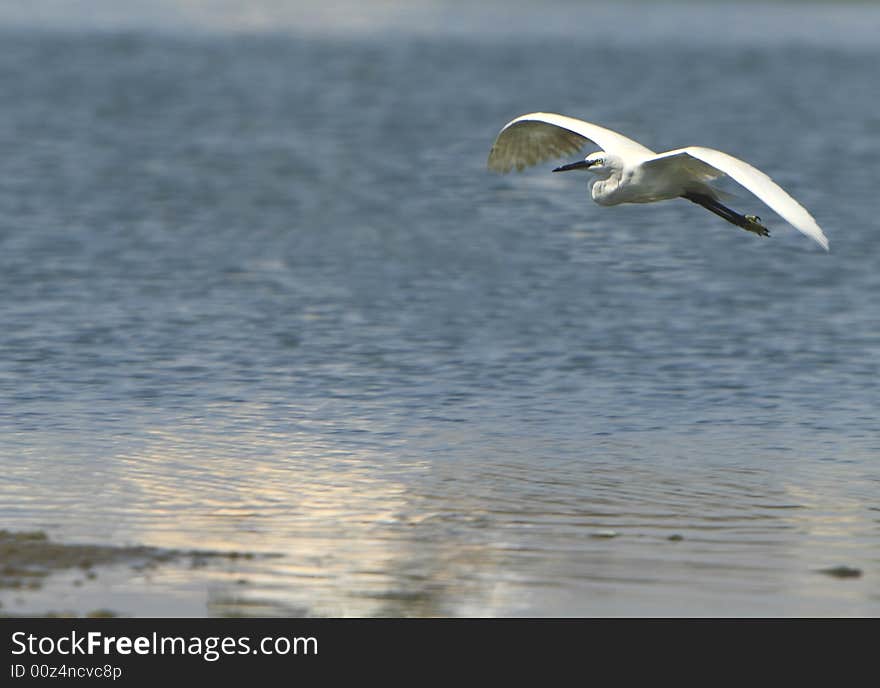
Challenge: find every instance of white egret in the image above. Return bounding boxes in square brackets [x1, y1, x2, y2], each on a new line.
[488, 112, 829, 250]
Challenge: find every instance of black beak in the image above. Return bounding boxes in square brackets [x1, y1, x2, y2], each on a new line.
[553, 159, 595, 173]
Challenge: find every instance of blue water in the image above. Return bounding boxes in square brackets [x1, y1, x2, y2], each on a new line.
[1, 2, 879, 616]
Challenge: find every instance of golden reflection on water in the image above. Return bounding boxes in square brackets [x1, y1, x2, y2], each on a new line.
[6, 413, 877, 617]
[83, 418, 874, 617]
[106, 419, 514, 616]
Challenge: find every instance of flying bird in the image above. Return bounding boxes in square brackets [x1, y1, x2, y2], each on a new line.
[487, 112, 829, 250]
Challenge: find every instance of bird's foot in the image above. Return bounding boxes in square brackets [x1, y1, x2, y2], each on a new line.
[744, 215, 770, 237]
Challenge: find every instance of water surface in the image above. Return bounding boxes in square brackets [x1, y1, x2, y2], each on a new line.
[1, 1, 878, 616]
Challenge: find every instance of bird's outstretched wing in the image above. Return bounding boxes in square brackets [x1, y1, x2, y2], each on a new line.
[487, 112, 655, 173]
[645, 147, 829, 250]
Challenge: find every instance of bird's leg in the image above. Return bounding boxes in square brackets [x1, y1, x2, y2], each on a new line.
[681, 192, 770, 237]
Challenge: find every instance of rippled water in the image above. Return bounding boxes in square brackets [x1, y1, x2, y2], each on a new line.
[1, 2, 879, 616]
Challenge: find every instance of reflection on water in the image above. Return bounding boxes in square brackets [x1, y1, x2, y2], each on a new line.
[1, 2, 880, 616]
[7, 416, 876, 616]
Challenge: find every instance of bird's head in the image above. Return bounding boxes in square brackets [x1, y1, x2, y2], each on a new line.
[553, 151, 614, 177]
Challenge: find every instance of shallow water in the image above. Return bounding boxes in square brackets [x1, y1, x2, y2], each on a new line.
[1, 1, 879, 616]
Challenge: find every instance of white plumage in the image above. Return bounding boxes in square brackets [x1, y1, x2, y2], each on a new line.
[488, 112, 829, 250]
